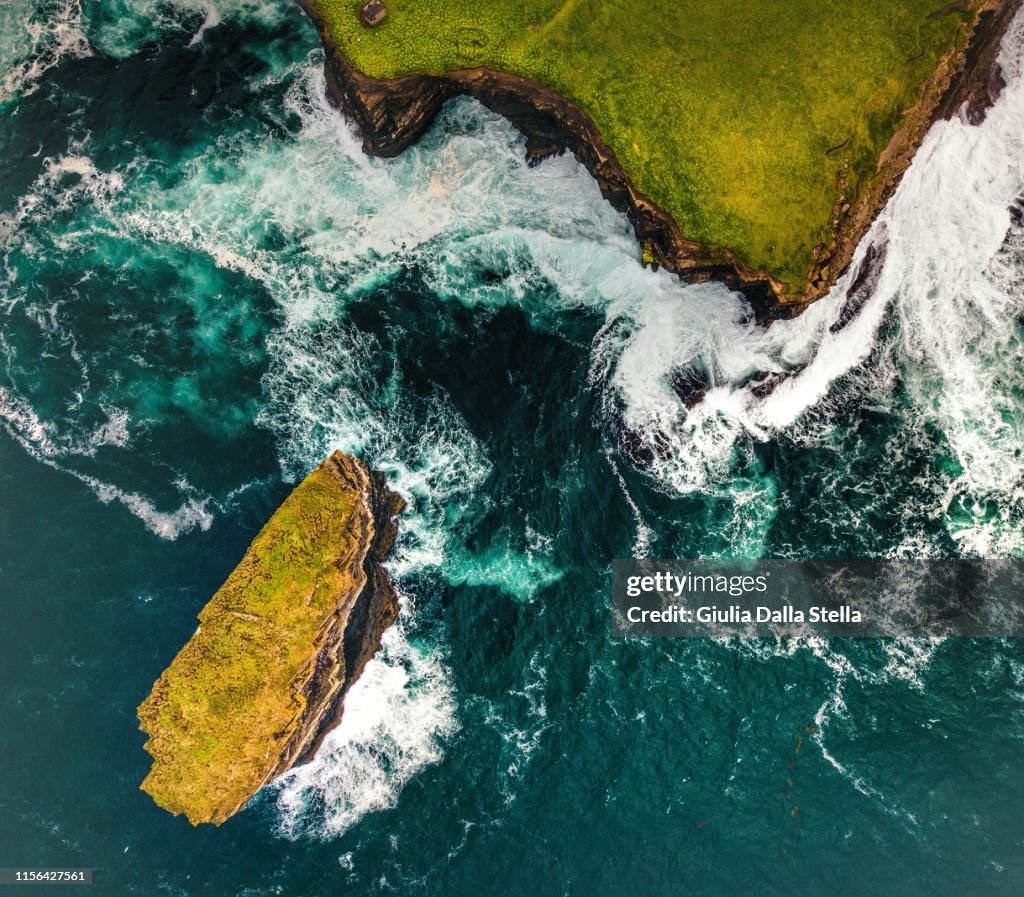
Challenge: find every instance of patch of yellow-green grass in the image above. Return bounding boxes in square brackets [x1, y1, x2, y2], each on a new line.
[309, 0, 971, 292]
[138, 455, 371, 824]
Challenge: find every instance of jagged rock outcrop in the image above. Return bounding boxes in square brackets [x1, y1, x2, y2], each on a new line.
[137, 451, 405, 825]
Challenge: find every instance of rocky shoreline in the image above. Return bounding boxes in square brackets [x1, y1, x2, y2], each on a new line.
[267, 454, 405, 775]
[138, 451, 405, 825]
[298, 0, 1020, 318]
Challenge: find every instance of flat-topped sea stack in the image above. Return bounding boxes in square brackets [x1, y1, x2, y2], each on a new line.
[299, 0, 1021, 315]
[137, 451, 405, 825]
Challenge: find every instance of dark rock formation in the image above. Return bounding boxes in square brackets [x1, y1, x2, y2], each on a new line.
[670, 368, 710, 409]
[829, 239, 889, 334]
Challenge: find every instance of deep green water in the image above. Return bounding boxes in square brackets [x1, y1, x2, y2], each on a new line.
[2, 2, 1024, 895]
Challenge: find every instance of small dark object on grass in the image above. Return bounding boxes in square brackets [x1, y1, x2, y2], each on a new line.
[360, 0, 388, 27]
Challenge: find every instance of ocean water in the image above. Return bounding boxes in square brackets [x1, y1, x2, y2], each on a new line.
[1, 2, 1024, 895]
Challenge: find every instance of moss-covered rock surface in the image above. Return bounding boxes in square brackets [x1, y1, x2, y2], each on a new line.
[138, 451, 402, 825]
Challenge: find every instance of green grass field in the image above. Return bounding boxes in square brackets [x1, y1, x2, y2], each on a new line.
[309, 0, 973, 294]
[138, 455, 371, 824]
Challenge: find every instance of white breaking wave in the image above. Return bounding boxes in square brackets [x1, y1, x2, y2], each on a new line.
[0, 384, 213, 538]
[187, 3, 222, 47]
[0, 151, 125, 251]
[257, 319, 494, 572]
[79, 472, 214, 539]
[606, 446, 654, 558]
[273, 612, 459, 840]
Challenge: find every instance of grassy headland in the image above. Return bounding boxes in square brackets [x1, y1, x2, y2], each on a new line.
[307, 0, 985, 301]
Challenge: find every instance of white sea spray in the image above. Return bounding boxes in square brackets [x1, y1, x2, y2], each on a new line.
[273, 617, 459, 841]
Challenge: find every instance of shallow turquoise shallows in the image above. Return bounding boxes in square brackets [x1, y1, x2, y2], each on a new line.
[2, 2, 1024, 895]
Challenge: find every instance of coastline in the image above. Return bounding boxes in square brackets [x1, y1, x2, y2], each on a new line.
[298, 0, 1020, 318]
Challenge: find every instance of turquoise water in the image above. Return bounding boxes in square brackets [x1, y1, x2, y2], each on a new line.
[2, 2, 1024, 894]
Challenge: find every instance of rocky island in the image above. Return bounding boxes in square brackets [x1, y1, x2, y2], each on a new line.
[137, 452, 405, 825]
[299, 0, 1020, 313]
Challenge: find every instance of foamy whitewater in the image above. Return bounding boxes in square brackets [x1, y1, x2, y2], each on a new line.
[1, 2, 1023, 893]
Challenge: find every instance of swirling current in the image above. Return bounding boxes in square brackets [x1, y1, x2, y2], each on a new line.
[1, 2, 1023, 895]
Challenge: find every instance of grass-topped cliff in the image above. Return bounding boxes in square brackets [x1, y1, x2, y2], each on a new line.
[138, 452, 403, 825]
[305, 0, 1005, 305]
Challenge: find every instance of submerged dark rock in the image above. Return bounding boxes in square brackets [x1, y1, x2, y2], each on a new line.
[1010, 195, 1024, 227]
[746, 370, 787, 399]
[612, 412, 673, 468]
[618, 424, 655, 466]
[670, 368, 710, 409]
[830, 239, 888, 334]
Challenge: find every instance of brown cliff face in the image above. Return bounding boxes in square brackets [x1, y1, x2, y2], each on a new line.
[299, 0, 1021, 319]
[137, 451, 405, 825]
[291, 464, 407, 766]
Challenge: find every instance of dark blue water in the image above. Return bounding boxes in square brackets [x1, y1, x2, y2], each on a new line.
[2, 2, 1024, 895]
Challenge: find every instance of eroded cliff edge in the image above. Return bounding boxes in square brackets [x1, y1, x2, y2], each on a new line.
[299, 0, 1021, 318]
[137, 451, 405, 825]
